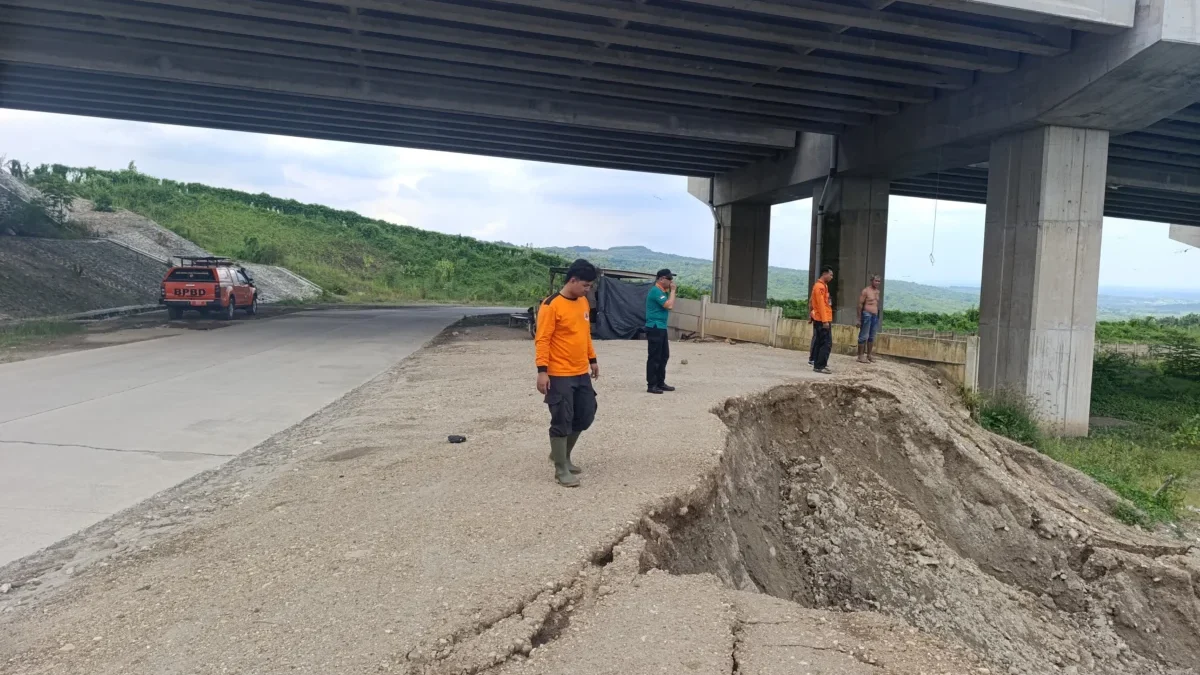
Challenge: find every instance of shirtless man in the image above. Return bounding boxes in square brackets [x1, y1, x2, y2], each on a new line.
[856, 275, 882, 363]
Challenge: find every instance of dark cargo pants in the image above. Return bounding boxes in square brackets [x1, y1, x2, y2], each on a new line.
[645, 327, 669, 388]
[544, 374, 598, 438]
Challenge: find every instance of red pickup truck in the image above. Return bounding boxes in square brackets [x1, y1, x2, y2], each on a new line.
[160, 257, 258, 320]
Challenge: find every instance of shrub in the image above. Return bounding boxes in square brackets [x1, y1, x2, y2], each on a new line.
[767, 297, 809, 319]
[977, 389, 1043, 448]
[1161, 333, 1200, 380]
[1172, 415, 1200, 449]
[93, 192, 115, 212]
[239, 236, 286, 265]
[31, 173, 74, 223]
[676, 283, 703, 300]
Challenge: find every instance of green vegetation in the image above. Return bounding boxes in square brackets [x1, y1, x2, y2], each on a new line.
[974, 350, 1200, 526]
[767, 298, 809, 319]
[1041, 432, 1193, 527]
[1093, 315, 1200, 345]
[12, 162, 565, 305]
[883, 308, 980, 333]
[0, 320, 84, 349]
[1, 161, 85, 238]
[844, 308, 1200, 346]
[977, 389, 1044, 448]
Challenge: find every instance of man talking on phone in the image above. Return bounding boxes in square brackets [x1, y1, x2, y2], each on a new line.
[645, 268, 677, 394]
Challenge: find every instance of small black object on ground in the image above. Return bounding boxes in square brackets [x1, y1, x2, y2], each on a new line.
[448, 435, 467, 444]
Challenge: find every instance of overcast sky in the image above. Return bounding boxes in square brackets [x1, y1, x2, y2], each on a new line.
[1, 109, 1195, 291]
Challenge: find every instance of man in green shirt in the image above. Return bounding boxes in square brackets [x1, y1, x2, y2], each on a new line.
[644, 268, 676, 394]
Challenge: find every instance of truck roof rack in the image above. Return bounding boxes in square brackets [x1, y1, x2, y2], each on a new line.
[173, 256, 237, 267]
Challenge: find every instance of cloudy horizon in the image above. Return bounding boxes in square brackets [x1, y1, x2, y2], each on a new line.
[1, 109, 1194, 292]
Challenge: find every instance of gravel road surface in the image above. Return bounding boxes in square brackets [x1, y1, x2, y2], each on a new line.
[0, 307, 510, 565]
[1, 331, 987, 674]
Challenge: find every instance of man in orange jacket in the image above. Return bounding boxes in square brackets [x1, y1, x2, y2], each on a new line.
[535, 259, 601, 487]
[810, 265, 834, 374]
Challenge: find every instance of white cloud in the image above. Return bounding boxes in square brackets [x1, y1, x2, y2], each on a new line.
[0, 111, 1195, 291]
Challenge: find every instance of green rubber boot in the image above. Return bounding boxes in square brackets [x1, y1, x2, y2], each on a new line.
[565, 433, 583, 474]
[549, 436, 580, 487]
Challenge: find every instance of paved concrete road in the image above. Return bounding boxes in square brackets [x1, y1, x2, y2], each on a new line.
[0, 307, 510, 565]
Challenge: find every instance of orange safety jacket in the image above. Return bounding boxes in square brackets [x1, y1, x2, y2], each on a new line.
[535, 293, 597, 377]
[810, 280, 833, 324]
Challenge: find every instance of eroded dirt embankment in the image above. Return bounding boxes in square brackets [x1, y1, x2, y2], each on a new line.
[638, 375, 1200, 675]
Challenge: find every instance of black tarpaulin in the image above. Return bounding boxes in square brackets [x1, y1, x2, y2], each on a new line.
[592, 275, 652, 340]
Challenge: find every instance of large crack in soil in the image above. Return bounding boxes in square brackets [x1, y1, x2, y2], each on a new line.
[638, 377, 1200, 675]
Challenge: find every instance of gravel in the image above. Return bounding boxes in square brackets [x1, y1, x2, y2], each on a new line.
[2, 330, 1193, 674]
[0, 332, 831, 674]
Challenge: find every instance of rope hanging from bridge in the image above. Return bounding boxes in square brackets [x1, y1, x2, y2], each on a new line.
[929, 123, 950, 267]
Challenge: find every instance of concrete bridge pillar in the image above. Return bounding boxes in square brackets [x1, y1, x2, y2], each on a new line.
[712, 202, 770, 307]
[810, 178, 889, 324]
[979, 126, 1109, 436]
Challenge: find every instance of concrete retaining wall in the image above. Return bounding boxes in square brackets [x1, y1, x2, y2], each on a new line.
[670, 295, 980, 389]
[0, 237, 166, 320]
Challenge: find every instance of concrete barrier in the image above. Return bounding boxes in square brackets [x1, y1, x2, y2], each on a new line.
[671, 295, 979, 389]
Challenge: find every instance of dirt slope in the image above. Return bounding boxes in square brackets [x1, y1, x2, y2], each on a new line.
[73, 199, 321, 303]
[646, 373, 1200, 675]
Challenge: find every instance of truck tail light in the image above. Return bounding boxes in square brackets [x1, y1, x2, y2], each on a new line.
[213, 284, 222, 299]
[160, 286, 166, 299]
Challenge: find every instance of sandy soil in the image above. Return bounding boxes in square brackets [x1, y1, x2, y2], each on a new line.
[1, 329, 1195, 675]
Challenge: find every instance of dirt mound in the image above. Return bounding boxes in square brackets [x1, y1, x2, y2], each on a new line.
[640, 372, 1200, 675]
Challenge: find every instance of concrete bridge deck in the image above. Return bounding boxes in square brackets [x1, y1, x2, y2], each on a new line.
[0, 0, 1146, 174]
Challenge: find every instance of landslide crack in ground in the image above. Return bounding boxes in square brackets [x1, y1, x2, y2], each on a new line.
[730, 616, 744, 674]
[400, 535, 644, 675]
[634, 377, 1200, 675]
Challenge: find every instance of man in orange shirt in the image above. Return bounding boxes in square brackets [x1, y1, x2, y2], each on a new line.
[535, 259, 601, 488]
[810, 265, 834, 374]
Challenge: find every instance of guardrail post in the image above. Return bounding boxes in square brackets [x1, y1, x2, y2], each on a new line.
[768, 305, 782, 347]
[700, 295, 709, 339]
[965, 336, 980, 391]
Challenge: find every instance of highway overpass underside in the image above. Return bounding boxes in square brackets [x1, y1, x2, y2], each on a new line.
[686, 0, 1200, 436]
[0, 0, 1153, 175]
[2, 0, 1200, 432]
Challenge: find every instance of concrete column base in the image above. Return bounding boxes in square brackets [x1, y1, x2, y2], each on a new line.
[979, 126, 1109, 437]
[712, 203, 770, 308]
[810, 178, 889, 324]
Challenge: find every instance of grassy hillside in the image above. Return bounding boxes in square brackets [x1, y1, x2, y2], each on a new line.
[545, 245, 979, 312]
[13, 162, 563, 305]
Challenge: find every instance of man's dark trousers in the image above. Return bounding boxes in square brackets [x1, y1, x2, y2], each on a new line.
[545, 375, 597, 437]
[808, 320, 817, 362]
[646, 327, 669, 388]
[813, 322, 833, 370]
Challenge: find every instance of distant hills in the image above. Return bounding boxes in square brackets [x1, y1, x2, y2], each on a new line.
[544, 245, 1199, 318]
[542, 245, 979, 313]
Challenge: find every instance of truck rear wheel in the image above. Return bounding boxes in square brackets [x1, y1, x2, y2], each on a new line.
[222, 298, 236, 321]
[167, 306, 183, 321]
